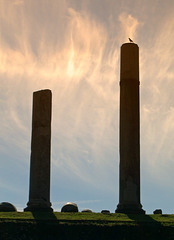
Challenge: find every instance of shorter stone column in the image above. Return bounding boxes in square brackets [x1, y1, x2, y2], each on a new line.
[24, 89, 53, 212]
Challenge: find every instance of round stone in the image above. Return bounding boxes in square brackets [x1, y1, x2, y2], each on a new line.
[81, 209, 92, 213]
[61, 202, 78, 212]
[0, 202, 17, 212]
[153, 209, 162, 214]
[101, 210, 110, 214]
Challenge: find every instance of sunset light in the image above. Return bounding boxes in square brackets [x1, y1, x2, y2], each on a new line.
[1, 0, 174, 214]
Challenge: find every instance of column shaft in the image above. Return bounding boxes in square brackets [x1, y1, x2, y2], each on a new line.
[24, 89, 52, 212]
[116, 43, 145, 214]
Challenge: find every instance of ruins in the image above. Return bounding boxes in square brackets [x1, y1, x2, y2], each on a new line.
[24, 89, 53, 212]
[23, 42, 145, 213]
[115, 43, 145, 214]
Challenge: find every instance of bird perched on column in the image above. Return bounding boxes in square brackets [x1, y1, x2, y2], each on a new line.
[128, 38, 133, 43]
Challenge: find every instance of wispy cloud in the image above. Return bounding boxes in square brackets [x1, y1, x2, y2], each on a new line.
[1, 0, 174, 213]
[0, 1, 118, 195]
[118, 12, 143, 42]
[12, 0, 24, 6]
[140, 13, 174, 186]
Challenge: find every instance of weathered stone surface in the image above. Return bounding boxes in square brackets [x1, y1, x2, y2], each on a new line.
[0, 202, 17, 212]
[153, 209, 162, 214]
[116, 43, 145, 214]
[81, 209, 92, 213]
[24, 89, 53, 212]
[61, 202, 78, 212]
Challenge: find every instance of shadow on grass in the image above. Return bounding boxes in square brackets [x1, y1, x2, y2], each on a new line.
[127, 214, 162, 226]
[29, 212, 61, 239]
[128, 214, 164, 240]
[120, 214, 166, 240]
[31, 211, 57, 222]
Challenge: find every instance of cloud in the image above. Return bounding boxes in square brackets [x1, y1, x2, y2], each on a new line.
[12, 0, 24, 5]
[0, 1, 119, 195]
[2, 0, 174, 213]
[118, 12, 143, 42]
[140, 13, 174, 188]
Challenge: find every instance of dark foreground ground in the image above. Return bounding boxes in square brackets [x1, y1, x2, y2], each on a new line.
[0, 212, 174, 240]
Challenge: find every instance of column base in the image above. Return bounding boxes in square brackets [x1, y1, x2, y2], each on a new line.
[115, 203, 145, 214]
[24, 200, 53, 212]
[24, 206, 53, 212]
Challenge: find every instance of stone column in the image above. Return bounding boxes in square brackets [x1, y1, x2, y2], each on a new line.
[24, 89, 53, 212]
[116, 43, 145, 214]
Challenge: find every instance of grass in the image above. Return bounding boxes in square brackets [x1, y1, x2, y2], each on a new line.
[0, 212, 174, 226]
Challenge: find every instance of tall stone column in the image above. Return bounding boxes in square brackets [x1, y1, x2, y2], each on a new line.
[24, 89, 53, 212]
[116, 43, 145, 214]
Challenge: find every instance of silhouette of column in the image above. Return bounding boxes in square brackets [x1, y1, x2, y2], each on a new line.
[24, 89, 53, 212]
[116, 43, 145, 214]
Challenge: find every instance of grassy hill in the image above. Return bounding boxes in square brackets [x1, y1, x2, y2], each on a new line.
[0, 212, 174, 239]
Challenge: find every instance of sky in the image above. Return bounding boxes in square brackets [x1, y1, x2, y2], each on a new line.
[1, 0, 174, 214]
